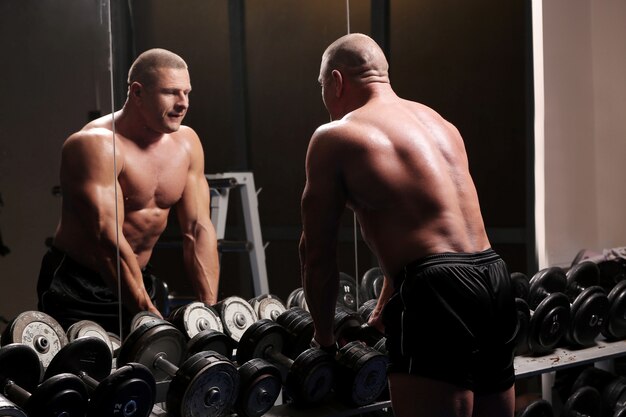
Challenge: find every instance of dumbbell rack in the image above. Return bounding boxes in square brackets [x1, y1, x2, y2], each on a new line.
[206, 172, 269, 296]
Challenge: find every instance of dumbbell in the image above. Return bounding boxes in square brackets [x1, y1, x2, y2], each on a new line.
[44, 337, 156, 417]
[130, 311, 163, 332]
[167, 302, 224, 339]
[186, 333, 281, 417]
[1, 310, 68, 371]
[563, 261, 610, 346]
[248, 294, 287, 321]
[333, 340, 389, 406]
[275, 307, 315, 358]
[236, 318, 336, 405]
[117, 320, 239, 417]
[66, 319, 117, 369]
[590, 260, 626, 341]
[0, 343, 88, 417]
[187, 329, 236, 360]
[569, 366, 626, 417]
[334, 307, 386, 353]
[515, 399, 554, 417]
[286, 288, 308, 311]
[360, 267, 384, 302]
[213, 296, 259, 343]
[561, 386, 602, 417]
[357, 299, 379, 323]
[0, 393, 26, 417]
[526, 268, 572, 355]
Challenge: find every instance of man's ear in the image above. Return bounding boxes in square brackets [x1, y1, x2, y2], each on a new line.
[129, 82, 143, 101]
[331, 69, 343, 97]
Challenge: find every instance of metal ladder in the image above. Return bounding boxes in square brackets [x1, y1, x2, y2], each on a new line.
[206, 172, 269, 296]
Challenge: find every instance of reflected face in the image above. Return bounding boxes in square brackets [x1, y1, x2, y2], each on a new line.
[142, 67, 191, 133]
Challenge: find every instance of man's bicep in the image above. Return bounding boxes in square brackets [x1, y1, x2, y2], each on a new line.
[60, 135, 121, 231]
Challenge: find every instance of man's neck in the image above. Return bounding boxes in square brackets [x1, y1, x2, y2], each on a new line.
[115, 105, 165, 146]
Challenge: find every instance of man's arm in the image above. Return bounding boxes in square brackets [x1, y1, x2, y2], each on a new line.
[176, 129, 220, 305]
[60, 131, 160, 316]
[368, 275, 393, 333]
[300, 126, 347, 347]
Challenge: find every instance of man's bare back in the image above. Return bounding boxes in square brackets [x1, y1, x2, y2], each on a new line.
[300, 34, 515, 417]
[330, 96, 490, 278]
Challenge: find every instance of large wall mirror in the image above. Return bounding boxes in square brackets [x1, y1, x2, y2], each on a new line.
[0, 0, 533, 341]
[112, 0, 533, 318]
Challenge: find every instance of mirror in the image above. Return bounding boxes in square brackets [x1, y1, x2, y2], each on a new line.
[109, 0, 531, 322]
[0, 0, 120, 336]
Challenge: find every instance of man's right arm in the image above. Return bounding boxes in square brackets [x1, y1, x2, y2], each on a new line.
[59, 131, 160, 316]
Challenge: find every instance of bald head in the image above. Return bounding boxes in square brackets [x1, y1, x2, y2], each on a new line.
[320, 33, 389, 85]
[127, 48, 188, 88]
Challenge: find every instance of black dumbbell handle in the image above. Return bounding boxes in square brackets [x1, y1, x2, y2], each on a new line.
[4, 381, 30, 404]
[153, 353, 179, 378]
[265, 347, 293, 370]
[76, 371, 99, 391]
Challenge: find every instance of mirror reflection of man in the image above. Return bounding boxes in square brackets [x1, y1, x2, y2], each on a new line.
[37, 49, 220, 334]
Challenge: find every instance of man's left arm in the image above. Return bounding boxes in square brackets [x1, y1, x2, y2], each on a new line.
[176, 128, 220, 305]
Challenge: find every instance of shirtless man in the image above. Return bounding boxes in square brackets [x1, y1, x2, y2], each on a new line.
[300, 34, 517, 417]
[38, 49, 219, 334]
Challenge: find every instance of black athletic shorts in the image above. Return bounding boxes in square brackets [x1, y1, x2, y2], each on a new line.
[37, 246, 157, 335]
[382, 248, 517, 394]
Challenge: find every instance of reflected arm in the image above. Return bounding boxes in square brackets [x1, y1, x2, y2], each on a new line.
[176, 129, 220, 305]
[58, 131, 160, 316]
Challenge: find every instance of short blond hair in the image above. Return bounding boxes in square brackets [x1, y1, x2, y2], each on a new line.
[127, 48, 188, 87]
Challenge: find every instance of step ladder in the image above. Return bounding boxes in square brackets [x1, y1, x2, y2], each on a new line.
[206, 172, 269, 296]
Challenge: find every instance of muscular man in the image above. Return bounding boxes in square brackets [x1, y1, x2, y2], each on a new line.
[300, 34, 517, 417]
[38, 48, 219, 334]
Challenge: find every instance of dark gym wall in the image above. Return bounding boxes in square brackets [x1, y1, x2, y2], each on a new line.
[127, 0, 531, 303]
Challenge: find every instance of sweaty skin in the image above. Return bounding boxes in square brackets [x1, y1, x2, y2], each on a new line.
[300, 34, 513, 417]
[54, 66, 219, 317]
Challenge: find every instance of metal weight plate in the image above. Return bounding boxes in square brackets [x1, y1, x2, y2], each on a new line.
[24, 373, 88, 417]
[187, 329, 234, 360]
[215, 296, 258, 343]
[338, 273, 357, 311]
[117, 321, 187, 383]
[335, 341, 388, 406]
[286, 347, 335, 405]
[567, 286, 609, 346]
[276, 308, 314, 358]
[1, 311, 68, 371]
[528, 267, 568, 310]
[357, 299, 378, 323]
[527, 293, 571, 355]
[286, 288, 308, 311]
[236, 319, 287, 364]
[254, 297, 287, 322]
[173, 302, 224, 339]
[89, 363, 156, 417]
[130, 311, 164, 332]
[604, 279, 626, 340]
[0, 344, 43, 392]
[44, 337, 112, 382]
[235, 358, 282, 417]
[334, 307, 364, 347]
[66, 320, 114, 355]
[167, 351, 239, 417]
[561, 386, 601, 417]
[360, 267, 383, 302]
[0, 393, 27, 417]
[566, 261, 601, 296]
[518, 399, 554, 417]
